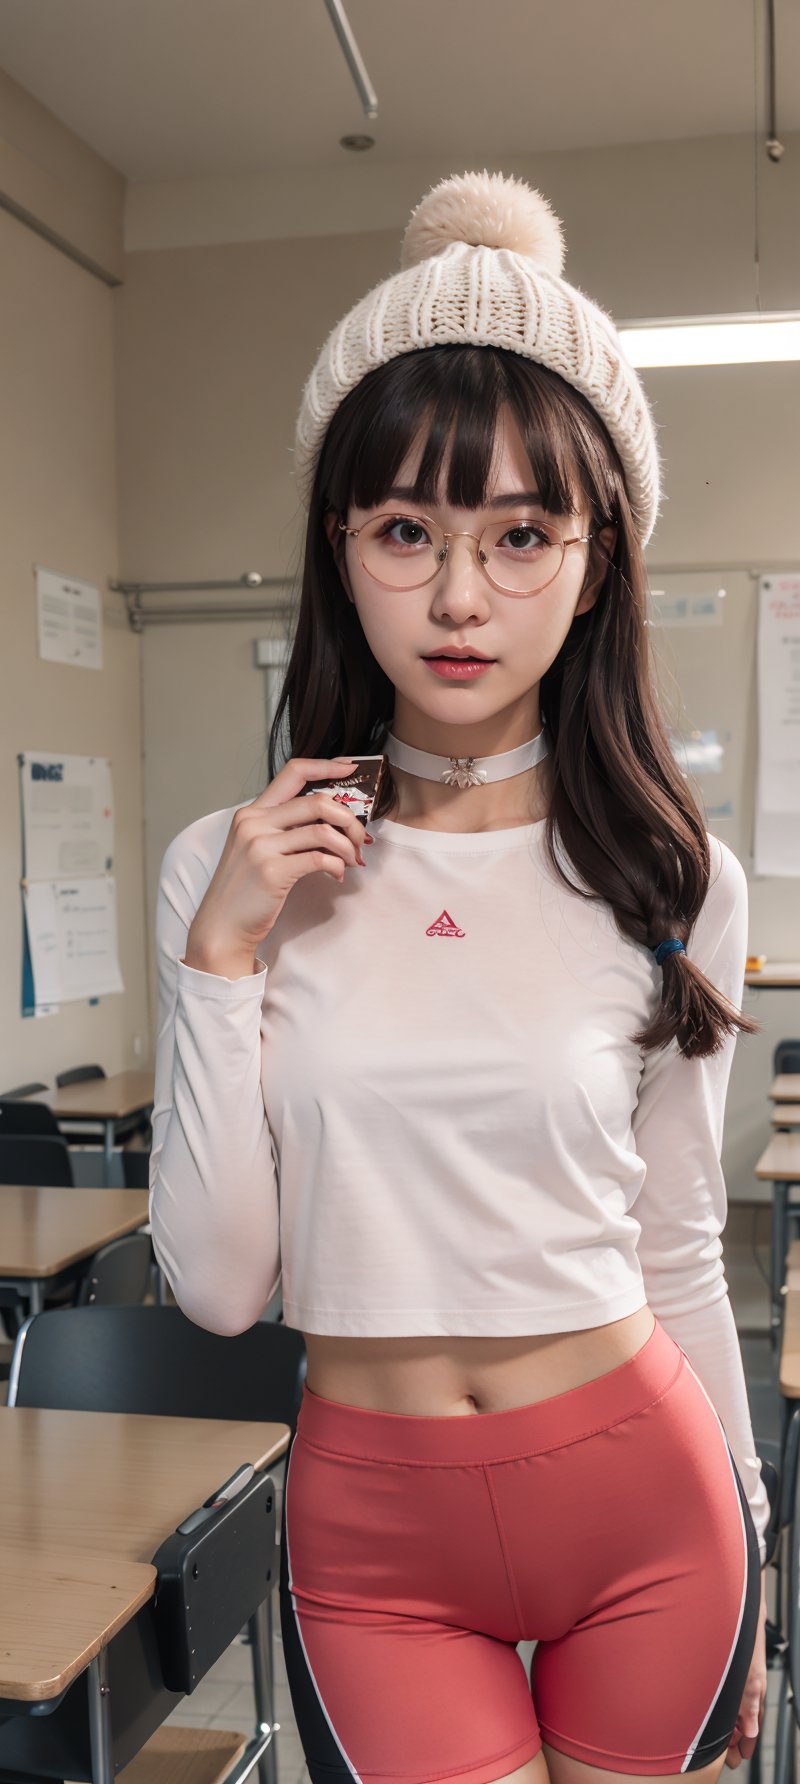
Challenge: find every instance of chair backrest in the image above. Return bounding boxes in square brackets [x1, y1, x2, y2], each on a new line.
[56, 1063, 106, 1088]
[0, 1134, 73, 1186]
[9, 1304, 308, 1429]
[0, 1081, 48, 1098]
[774, 1039, 800, 1077]
[75, 1232, 153, 1306]
[121, 1148, 151, 1189]
[0, 1098, 61, 1137]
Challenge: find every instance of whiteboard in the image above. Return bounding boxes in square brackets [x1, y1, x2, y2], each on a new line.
[646, 570, 752, 857]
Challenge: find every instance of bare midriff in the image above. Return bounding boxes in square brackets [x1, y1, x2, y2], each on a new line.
[302, 1304, 657, 1417]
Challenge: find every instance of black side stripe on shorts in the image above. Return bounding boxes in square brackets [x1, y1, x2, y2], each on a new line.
[682, 1426, 762, 1771]
[278, 1430, 365, 1784]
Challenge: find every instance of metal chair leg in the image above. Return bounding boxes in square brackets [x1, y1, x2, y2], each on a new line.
[87, 1649, 114, 1784]
[774, 1664, 796, 1784]
[248, 1593, 278, 1784]
[772, 1183, 789, 1361]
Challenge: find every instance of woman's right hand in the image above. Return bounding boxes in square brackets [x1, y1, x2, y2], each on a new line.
[184, 758, 370, 978]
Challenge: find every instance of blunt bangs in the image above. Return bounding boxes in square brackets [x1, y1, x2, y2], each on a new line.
[331, 346, 584, 521]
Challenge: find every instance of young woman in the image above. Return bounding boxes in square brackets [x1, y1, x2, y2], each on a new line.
[150, 172, 770, 1784]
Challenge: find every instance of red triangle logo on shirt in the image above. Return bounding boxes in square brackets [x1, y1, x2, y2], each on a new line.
[426, 909, 466, 938]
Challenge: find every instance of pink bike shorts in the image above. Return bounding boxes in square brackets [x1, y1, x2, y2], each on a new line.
[278, 1316, 761, 1784]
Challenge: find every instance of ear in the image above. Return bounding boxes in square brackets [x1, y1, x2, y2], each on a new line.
[323, 509, 354, 603]
[575, 523, 617, 616]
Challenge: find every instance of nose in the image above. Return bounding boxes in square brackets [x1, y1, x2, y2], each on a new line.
[438, 532, 488, 576]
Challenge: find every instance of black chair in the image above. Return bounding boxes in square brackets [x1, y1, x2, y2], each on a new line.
[119, 1149, 167, 1304]
[0, 1098, 61, 1135]
[75, 1232, 153, 1306]
[8, 1305, 305, 1784]
[1, 1230, 153, 1345]
[773, 1041, 800, 1291]
[747, 1405, 800, 1784]
[0, 1133, 73, 1186]
[0, 1118, 70, 1339]
[56, 1063, 106, 1088]
[0, 1136, 83, 1336]
[122, 1147, 150, 1189]
[9, 1303, 306, 1424]
[0, 1080, 48, 1097]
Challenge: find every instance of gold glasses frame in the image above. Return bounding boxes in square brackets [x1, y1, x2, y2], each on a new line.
[337, 510, 599, 597]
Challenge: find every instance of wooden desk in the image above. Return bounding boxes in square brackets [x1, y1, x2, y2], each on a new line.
[755, 1133, 800, 1354]
[0, 1185, 149, 1315]
[30, 1073, 155, 1172]
[0, 1542, 155, 1700]
[770, 1074, 800, 1103]
[0, 1405, 290, 1781]
[772, 1104, 800, 1128]
[755, 1134, 800, 1181]
[744, 962, 800, 989]
[0, 1404, 287, 1568]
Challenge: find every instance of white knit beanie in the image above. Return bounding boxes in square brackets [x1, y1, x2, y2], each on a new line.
[292, 169, 662, 547]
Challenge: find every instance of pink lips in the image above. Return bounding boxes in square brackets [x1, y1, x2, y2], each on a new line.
[423, 657, 495, 678]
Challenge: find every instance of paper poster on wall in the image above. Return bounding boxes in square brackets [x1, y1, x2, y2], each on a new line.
[18, 751, 114, 879]
[18, 751, 122, 1014]
[35, 566, 103, 669]
[648, 590, 725, 626]
[672, 729, 724, 775]
[20, 902, 59, 1018]
[754, 573, 800, 875]
[22, 878, 124, 1007]
[756, 576, 800, 812]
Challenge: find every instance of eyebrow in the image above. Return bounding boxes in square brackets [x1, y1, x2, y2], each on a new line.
[384, 486, 544, 510]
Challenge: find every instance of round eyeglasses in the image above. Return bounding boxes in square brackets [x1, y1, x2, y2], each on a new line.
[337, 510, 598, 597]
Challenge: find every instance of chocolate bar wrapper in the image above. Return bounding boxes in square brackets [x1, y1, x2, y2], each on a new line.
[296, 755, 388, 828]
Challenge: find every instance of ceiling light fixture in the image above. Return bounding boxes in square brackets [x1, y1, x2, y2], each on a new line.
[619, 312, 800, 367]
[615, 0, 793, 370]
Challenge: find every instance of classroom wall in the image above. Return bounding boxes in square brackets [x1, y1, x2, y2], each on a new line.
[0, 70, 150, 1091]
[2, 60, 797, 1224]
[115, 134, 800, 1216]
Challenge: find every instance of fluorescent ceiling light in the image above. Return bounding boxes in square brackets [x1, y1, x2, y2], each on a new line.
[618, 312, 800, 367]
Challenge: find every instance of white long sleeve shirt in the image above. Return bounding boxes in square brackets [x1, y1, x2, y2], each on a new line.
[149, 802, 771, 1565]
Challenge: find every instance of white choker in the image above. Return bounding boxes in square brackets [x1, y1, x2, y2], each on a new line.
[383, 722, 550, 789]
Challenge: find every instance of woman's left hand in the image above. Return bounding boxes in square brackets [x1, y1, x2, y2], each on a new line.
[725, 1573, 768, 1768]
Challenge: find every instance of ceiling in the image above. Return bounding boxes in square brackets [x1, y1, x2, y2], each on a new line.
[0, 0, 796, 184]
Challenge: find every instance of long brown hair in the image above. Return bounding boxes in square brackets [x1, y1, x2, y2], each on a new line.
[269, 344, 760, 1062]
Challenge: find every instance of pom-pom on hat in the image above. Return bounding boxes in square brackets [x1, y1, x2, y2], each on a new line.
[292, 169, 662, 546]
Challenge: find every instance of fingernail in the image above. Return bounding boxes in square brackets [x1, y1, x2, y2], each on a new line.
[364, 833, 374, 843]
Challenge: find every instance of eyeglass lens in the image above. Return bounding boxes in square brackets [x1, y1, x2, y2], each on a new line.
[357, 513, 565, 594]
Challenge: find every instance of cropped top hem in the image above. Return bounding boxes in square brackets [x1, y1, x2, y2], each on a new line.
[281, 1286, 651, 1338]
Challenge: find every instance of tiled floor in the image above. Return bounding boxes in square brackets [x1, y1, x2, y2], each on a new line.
[168, 1245, 790, 1784]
